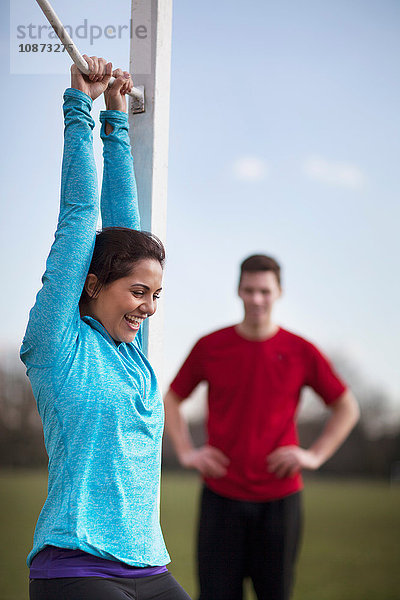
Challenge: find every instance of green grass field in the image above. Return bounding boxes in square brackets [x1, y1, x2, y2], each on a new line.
[0, 470, 399, 600]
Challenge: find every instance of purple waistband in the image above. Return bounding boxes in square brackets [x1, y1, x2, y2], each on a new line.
[30, 546, 168, 579]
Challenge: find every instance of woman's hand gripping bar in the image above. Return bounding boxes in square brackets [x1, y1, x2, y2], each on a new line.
[35, 0, 145, 113]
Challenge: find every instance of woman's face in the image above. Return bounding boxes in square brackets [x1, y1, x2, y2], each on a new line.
[85, 258, 163, 344]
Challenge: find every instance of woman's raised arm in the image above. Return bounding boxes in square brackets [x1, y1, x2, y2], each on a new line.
[21, 58, 112, 368]
[100, 71, 140, 231]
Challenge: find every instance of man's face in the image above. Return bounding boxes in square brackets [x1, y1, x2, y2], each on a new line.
[238, 270, 281, 324]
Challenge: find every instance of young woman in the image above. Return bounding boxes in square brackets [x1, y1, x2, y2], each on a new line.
[21, 56, 190, 600]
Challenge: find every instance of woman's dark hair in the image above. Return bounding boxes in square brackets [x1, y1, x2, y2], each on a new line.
[80, 227, 165, 304]
[239, 254, 281, 286]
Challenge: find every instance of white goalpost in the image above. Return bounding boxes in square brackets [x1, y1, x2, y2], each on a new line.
[128, 0, 173, 377]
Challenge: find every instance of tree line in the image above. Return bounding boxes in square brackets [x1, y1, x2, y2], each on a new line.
[1, 353, 399, 478]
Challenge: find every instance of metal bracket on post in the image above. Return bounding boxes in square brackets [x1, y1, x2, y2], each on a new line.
[130, 85, 145, 114]
[128, 0, 172, 372]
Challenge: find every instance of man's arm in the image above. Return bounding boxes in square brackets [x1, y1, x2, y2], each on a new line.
[164, 389, 229, 478]
[267, 389, 359, 478]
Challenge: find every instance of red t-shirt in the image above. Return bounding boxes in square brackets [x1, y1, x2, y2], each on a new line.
[170, 326, 346, 501]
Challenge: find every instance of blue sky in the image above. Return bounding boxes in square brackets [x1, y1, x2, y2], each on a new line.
[1, 0, 399, 403]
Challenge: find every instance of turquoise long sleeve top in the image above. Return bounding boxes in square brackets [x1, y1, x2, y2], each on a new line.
[20, 88, 170, 568]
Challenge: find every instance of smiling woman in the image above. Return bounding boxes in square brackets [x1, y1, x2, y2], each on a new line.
[80, 227, 165, 344]
[82, 254, 164, 344]
[20, 56, 190, 600]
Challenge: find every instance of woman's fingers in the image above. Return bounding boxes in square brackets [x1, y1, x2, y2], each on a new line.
[89, 56, 98, 80]
[110, 76, 126, 95]
[71, 55, 114, 101]
[113, 72, 133, 95]
[112, 68, 124, 79]
[82, 55, 110, 82]
[82, 54, 94, 76]
[111, 68, 127, 93]
[110, 69, 133, 95]
[121, 72, 133, 95]
[103, 66, 133, 110]
[97, 57, 107, 81]
[105, 62, 113, 79]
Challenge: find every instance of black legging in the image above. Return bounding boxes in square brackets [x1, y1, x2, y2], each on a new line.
[30, 572, 191, 600]
[197, 486, 303, 600]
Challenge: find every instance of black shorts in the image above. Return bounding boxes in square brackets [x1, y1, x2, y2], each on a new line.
[29, 571, 191, 600]
[197, 486, 303, 600]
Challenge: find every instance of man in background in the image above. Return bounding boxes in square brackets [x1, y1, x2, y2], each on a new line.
[164, 254, 359, 600]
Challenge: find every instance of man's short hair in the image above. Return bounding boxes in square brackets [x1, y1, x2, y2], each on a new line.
[239, 254, 281, 286]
